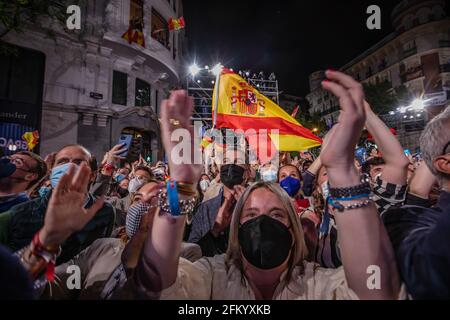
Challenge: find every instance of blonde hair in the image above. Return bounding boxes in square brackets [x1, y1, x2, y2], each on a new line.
[225, 181, 308, 284]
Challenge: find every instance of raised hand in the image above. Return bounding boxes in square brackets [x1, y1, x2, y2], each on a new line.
[160, 90, 203, 185]
[105, 144, 128, 166]
[320, 70, 366, 186]
[40, 163, 104, 248]
[211, 189, 237, 237]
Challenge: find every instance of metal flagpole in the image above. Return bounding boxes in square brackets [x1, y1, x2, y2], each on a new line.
[212, 68, 221, 129]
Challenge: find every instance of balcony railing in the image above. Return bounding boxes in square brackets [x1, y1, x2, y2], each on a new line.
[401, 46, 417, 59]
[400, 65, 423, 83]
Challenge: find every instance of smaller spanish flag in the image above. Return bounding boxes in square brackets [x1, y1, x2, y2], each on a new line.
[168, 17, 185, 31]
[122, 26, 146, 47]
[22, 131, 39, 151]
[200, 136, 213, 151]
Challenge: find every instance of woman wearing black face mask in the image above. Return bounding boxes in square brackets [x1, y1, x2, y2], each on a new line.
[134, 86, 402, 300]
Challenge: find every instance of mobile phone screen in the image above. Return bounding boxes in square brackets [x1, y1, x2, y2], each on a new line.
[118, 134, 133, 157]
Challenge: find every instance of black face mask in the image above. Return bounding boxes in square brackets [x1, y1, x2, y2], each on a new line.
[238, 215, 292, 270]
[117, 187, 129, 198]
[220, 164, 244, 189]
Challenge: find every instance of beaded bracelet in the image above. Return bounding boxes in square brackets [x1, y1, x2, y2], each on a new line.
[328, 197, 372, 212]
[158, 189, 197, 216]
[328, 180, 371, 199]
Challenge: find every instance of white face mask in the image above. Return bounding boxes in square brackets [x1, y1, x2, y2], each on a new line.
[199, 180, 210, 191]
[321, 181, 330, 199]
[128, 177, 144, 193]
[261, 169, 278, 182]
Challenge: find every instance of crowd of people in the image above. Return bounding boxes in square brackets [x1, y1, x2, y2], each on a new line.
[0, 70, 449, 300]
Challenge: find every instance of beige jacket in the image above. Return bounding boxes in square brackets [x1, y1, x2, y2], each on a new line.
[161, 254, 393, 300]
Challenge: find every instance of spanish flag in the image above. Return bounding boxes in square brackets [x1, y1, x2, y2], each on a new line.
[168, 17, 185, 31]
[200, 136, 213, 150]
[122, 26, 146, 47]
[22, 131, 39, 151]
[212, 69, 321, 162]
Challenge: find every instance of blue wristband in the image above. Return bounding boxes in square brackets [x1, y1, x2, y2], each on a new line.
[332, 194, 370, 202]
[167, 180, 180, 216]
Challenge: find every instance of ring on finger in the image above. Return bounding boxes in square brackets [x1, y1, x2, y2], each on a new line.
[169, 118, 181, 126]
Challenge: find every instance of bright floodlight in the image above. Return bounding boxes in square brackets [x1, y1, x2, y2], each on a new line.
[410, 98, 424, 111]
[204, 65, 209, 70]
[211, 63, 223, 76]
[389, 111, 395, 115]
[189, 64, 201, 76]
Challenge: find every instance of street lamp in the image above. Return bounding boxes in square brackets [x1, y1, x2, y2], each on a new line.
[189, 64, 201, 77]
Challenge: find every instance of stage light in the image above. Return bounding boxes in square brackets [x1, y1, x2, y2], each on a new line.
[212, 63, 223, 76]
[204, 65, 209, 70]
[410, 98, 424, 111]
[189, 64, 201, 76]
[389, 111, 395, 115]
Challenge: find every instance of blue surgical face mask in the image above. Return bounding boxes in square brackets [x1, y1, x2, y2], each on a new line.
[38, 187, 51, 198]
[50, 163, 74, 188]
[115, 174, 126, 183]
[280, 176, 301, 197]
[261, 169, 278, 182]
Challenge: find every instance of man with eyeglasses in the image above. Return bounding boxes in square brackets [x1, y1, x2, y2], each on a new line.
[383, 106, 450, 299]
[0, 144, 115, 264]
[0, 151, 47, 214]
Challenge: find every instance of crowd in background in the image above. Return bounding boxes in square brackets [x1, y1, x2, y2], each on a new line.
[0, 70, 449, 300]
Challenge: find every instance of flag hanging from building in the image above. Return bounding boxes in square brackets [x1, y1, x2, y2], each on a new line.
[22, 131, 39, 151]
[121, 26, 146, 47]
[212, 68, 321, 162]
[168, 17, 185, 31]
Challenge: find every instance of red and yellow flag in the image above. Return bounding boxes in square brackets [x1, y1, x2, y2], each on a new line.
[212, 69, 321, 161]
[122, 26, 146, 47]
[22, 131, 39, 151]
[168, 17, 185, 31]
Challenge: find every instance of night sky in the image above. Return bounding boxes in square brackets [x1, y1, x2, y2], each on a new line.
[184, 0, 403, 96]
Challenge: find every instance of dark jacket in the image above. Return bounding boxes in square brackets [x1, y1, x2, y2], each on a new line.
[0, 190, 115, 264]
[383, 191, 450, 299]
[188, 187, 227, 257]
